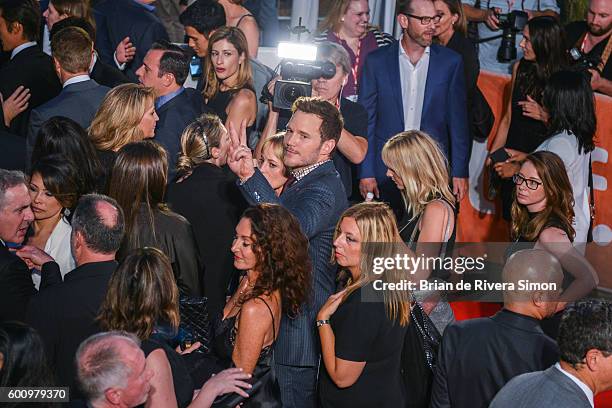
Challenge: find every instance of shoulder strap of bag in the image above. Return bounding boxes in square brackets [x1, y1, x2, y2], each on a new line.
[588, 155, 595, 242]
[597, 35, 612, 73]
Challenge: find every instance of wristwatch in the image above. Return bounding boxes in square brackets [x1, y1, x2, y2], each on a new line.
[316, 319, 331, 327]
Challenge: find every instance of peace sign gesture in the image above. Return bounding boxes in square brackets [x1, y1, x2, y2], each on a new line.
[227, 119, 256, 181]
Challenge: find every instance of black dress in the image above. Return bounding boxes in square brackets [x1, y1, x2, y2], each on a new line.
[140, 337, 194, 408]
[500, 59, 549, 220]
[318, 284, 407, 408]
[167, 164, 247, 318]
[206, 87, 256, 135]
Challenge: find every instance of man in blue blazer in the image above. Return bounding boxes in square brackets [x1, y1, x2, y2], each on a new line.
[26, 26, 109, 166]
[136, 41, 208, 180]
[358, 0, 470, 210]
[227, 98, 348, 408]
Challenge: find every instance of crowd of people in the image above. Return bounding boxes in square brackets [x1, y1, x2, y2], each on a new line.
[0, 0, 611, 407]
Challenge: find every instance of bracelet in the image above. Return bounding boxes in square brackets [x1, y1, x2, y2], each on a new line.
[316, 319, 331, 327]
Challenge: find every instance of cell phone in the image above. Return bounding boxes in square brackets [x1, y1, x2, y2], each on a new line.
[489, 148, 510, 164]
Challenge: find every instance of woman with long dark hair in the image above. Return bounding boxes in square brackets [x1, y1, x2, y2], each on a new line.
[203, 27, 257, 137]
[498, 70, 596, 245]
[108, 141, 202, 297]
[26, 156, 78, 287]
[0, 322, 55, 390]
[488, 16, 567, 221]
[510, 151, 598, 308]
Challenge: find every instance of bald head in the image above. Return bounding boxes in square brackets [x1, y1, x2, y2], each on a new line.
[502, 249, 563, 318]
[71, 194, 125, 255]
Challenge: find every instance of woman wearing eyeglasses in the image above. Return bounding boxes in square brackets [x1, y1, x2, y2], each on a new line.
[510, 152, 598, 321]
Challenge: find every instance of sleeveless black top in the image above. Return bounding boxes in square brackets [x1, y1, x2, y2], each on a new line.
[206, 87, 256, 136]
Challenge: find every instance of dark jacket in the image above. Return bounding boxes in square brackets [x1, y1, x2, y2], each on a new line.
[239, 161, 348, 366]
[430, 309, 559, 408]
[118, 206, 203, 297]
[0, 243, 36, 322]
[0, 127, 26, 171]
[155, 88, 207, 180]
[0, 45, 61, 137]
[94, 0, 169, 82]
[26, 79, 110, 165]
[167, 164, 246, 317]
[26, 260, 117, 389]
[90, 57, 131, 88]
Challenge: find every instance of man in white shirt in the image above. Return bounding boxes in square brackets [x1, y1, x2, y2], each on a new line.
[491, 299, 612, 408]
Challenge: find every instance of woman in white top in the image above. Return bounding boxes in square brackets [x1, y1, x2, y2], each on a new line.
[27, 155, 78, 288]
[496, 70, 596, 246]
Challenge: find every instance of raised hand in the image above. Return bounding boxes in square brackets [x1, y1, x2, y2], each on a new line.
[518, 95, 549, 123]
[227, 119, 256, 181]
[115, 36, 136, 65]
[1, 86, 31, 127]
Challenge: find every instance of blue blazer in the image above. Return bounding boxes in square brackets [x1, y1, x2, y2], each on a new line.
[239, 162, 348, 366]
[358, 41, 470, 181]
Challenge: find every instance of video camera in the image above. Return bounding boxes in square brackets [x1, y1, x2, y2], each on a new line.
[269, 42, 336, 110]
[495, 10, 528, 62]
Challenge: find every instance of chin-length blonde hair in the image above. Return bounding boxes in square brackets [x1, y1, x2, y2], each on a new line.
[332, 202, 411, 326]
[382, 131, 455, 217]
[258, 132, 289, 177]
[203, 26, 253, 100]
[98, 247, 180, 340]
[88, 84, 156, 152]
[319, 0, 372, 34]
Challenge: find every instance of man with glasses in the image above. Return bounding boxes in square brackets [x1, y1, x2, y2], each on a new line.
[359, 0, 470, 215]
[491, 299, 612, 408]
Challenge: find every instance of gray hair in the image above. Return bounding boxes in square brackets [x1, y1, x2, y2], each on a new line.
[72, 194, 125, 254]
[0, 169, 26, 211]
[76, 331, 141, 404]
[317, 41, 351, 76]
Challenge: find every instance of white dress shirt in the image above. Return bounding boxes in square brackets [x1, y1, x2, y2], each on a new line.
[11, 41, 37, 60]
[555, 363, 594, 407]
[63, 74, 91, 88]
[398, 36, 430, 131]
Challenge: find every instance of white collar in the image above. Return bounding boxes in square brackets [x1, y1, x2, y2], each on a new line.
[10, 41, 37, 59]
[63, 74, 91, 88]
[555, 363, 594, 407]
[398, 35, 430, 64]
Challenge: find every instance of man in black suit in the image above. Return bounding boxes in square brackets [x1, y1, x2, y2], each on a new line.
[0, 0, 61, 137]
[27, 26, 109, 164]
[430, 249, 564, 408]
[94, 0, 169, 82]
[228, 98, 348, 408]
[0, 170, 35, 322]
[0, 105, 25, 170]
[50, 17, 130, 89]
[136, 41, 205, 180]
[20, 194, 124, 390]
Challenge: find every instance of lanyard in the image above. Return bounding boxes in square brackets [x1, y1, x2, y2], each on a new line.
[351, 38, 362, 90]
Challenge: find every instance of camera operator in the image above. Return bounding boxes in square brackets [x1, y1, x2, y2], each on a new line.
[258, 42, 368, 201]
[461, 0, 559, 74]
[565, 0, 612, 96]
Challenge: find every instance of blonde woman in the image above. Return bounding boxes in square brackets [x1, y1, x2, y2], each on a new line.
[256, 133, 289, 196]
[382, 130, 456, 331]
[88, 84, 157, 190]
[203, 27, 257, 138]
[317, 202, 410, 408]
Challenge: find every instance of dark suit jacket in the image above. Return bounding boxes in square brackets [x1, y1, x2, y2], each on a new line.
[490, 365, 592, 408]
[26, 79, 109, 164]
[0, 45, 61, 137]
[0, 243, 36, 322]
[94, 0, 169, 82]
[167, 164, 247, 318]
[90, 58, 131, 88]
[0, 128, 26, 171]
[430, 309, 559, 408]
[358, 41, 470, 181]
[27, 260, 117, 389]
[155, 88, 207, 180]
[239, 162, 348, 366]
[0, 244, 62, 322]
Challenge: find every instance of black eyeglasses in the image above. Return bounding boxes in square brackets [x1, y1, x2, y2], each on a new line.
[403, 13, 442, 25]
[513, 173, 542, 190]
